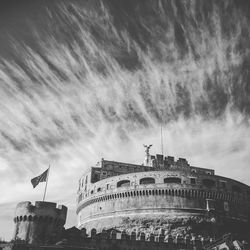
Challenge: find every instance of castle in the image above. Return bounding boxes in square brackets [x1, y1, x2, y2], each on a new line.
[4, 147, 250, 249]
[77, 146, 250, 239]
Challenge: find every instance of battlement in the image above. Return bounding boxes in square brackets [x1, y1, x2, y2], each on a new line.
[61, 227, 234, 250]
[13, 201, 68, 245]
[15, 201, 67, 222]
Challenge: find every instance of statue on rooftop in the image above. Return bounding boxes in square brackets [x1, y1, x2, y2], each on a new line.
[143, 144, 152, 166]
[143, 144, 152, 156]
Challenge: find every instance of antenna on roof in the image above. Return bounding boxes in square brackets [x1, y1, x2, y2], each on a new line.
[160, 109, 164, 155]
[160, 124, 164, 155]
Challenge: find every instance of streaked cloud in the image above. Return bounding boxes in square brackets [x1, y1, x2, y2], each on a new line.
[0, 0, 249, 240]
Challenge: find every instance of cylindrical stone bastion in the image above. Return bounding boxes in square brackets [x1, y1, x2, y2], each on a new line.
[13, 201, 67, 245]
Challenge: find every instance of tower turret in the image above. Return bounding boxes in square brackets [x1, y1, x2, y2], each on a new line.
[13, 201, 67, 245]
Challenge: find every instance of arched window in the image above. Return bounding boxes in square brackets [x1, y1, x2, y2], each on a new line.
[164, 177, 181, 184]
[139, 177, 155, 185]
[97, 187, 102, 192]
[232, 185, 242, 193]
[202, 179, 215, 188]
[117, 180, 130, 188]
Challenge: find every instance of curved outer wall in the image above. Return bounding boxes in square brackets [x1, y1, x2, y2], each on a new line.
[77, 171, 250, 235]
[13, 201, 67, 244]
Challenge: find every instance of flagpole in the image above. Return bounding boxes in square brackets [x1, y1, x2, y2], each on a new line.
[43, 165, 50, 202]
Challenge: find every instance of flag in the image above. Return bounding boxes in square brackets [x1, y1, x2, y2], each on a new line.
[31, 169, 48, 188]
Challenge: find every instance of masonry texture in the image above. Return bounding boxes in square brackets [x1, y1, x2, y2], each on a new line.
[76, 154, 250, 239]
[13, 201, 67, 244]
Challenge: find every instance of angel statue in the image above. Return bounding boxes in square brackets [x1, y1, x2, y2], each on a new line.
[143, 144, 153, 156]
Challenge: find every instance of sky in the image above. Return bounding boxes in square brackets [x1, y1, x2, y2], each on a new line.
[0, 0, 250, 240]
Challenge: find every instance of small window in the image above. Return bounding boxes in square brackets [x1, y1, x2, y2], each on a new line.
[202, 179, 215, 188]
[206, 172, 212, 175]
[102, 171, 107, 176]
[117, 180, 130, 188]
[139, 177, 155, 185]
[220, 181, 226, 188]
[232, 185, 241, 193]
[164, 177, 181, 184]
[97, 187, 101, 192]
[191, 169, 197, 173]
[190, 178, 196, 185]
[90, 190, 94, 194]
[106, 184, 110, 190]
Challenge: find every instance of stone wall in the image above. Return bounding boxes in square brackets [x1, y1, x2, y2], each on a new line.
[76, 154, 250, 244]
[61, 227, 248, 250]
[13, 201, 67, 245]
[77, 170, 250, 235]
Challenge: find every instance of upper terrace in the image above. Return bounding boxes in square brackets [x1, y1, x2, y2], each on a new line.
[79, 154, 214, 187]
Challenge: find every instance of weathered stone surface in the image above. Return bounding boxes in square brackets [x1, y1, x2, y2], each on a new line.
[13, 201, 67, 245]
[77, 155, 250, 241]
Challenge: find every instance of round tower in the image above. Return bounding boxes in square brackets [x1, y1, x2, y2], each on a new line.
[77, 155, 250, 239]
[13, 201, 67, 245]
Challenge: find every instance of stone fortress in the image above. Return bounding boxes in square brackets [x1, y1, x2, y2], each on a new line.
[13, 201, 67, 244]
[4, 146, 250, 249]
[77, 145, 250, 239]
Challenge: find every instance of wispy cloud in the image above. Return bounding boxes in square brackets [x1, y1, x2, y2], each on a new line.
[0, 0, 250, 240]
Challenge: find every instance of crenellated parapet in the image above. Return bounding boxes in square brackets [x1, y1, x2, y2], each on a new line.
[13, 201, 67, 245]
[63, 226, 220, 250]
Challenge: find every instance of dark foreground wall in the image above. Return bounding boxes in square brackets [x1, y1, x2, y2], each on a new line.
[0, 231, 249, 250]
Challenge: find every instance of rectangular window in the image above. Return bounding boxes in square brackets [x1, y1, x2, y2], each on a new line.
[220, 181, 226, 188]
[190, 178, 196, 184]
